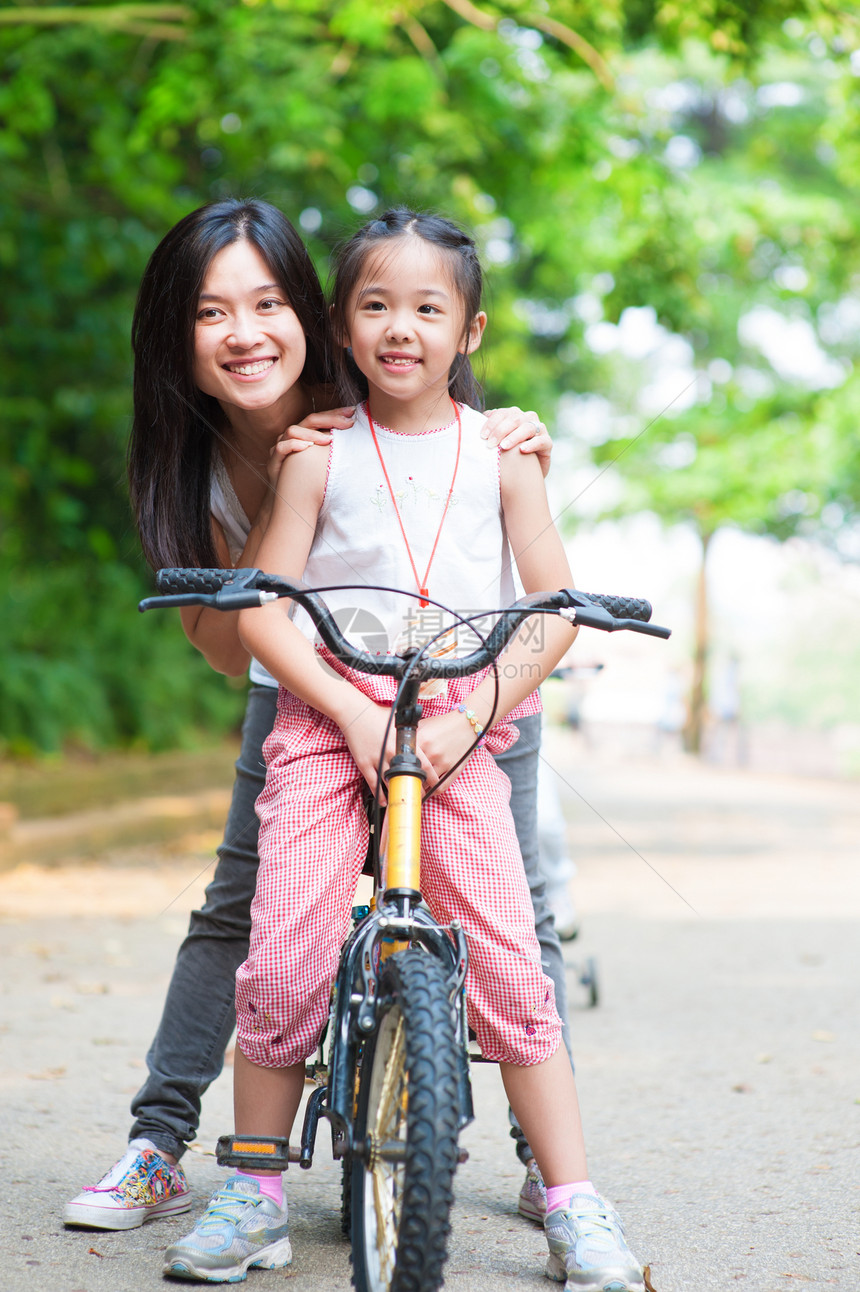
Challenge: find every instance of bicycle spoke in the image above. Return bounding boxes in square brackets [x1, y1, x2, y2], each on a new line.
[374, 1017, 406, 1140]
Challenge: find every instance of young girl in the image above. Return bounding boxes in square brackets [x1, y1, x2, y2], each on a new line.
[63, 200, 562, 1233]
[163, 209, 645, 1292]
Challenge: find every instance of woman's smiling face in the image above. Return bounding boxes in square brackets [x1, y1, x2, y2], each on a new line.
[192, 238, 308, 416]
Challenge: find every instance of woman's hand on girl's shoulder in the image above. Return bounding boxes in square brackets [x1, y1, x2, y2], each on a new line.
[481, 406, 552, 477]
[268, 406, 356, 477]
[251, 420, 334, 564]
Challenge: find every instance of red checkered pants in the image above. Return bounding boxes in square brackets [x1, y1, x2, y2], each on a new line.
[236, 677, 560, 1069]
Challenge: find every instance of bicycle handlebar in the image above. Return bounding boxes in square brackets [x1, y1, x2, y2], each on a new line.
[152, 566, 656, 624]
[139, 567, 671, 681]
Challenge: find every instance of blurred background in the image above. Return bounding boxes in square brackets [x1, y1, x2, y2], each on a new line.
[1, 0, 859, 782]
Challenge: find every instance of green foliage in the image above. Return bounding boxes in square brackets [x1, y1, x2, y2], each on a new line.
[1, 0, 858, 750]
[0, 562, 246, 754]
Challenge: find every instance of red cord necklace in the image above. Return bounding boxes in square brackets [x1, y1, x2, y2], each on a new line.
[366, 400, 462, 608]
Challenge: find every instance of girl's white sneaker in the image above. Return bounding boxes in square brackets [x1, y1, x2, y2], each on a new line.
[544, 1193, 645, 1292]
[162, 1175, 291, 1283]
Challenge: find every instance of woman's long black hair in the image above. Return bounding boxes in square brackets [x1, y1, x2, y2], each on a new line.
[127, 198, 332, 570]
[329, 207, 484, 411]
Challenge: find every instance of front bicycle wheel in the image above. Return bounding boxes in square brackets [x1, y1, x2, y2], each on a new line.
[350, 948, 460, 1292]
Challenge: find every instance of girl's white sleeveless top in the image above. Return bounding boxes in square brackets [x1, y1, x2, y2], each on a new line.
[210, 452, 277, 688]
[294, 404, 516, 658]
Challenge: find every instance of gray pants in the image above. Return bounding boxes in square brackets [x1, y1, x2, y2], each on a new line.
[130, 686, 571, 1160]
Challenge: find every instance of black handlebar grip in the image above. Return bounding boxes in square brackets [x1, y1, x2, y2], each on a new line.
[578, 592, 652, 623]
[156, 567, 241, 595]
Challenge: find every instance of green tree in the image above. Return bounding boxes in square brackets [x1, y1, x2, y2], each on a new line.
[1, 0, 857, 751]
[571, 35, 860, 748]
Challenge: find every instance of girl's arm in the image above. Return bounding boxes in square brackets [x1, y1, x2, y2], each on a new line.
[474, 450, 578, 714]
[417, 453, 577, 780]
[482, 407, 552, 477]
[236, 446, 435, 796]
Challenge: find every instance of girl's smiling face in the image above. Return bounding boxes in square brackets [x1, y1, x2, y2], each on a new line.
[342, 236, 485, 424]
[192, 238, 308, 418]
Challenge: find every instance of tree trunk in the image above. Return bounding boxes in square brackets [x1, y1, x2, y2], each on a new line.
[683, 529, 711, 754]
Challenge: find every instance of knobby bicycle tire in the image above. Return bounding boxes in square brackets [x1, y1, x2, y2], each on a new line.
[350, 948, 460, 1292]
[341, 1155, 352, 1238]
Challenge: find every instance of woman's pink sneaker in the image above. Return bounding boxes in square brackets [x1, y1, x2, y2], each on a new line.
[518, 1157, 547, 1222]
[63, 1139, 191, 1230]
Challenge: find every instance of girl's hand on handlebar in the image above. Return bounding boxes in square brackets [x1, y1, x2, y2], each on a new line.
[342, 701, 438, 800]
[415, 710, 477, 791]
[481, 407, 552, 478]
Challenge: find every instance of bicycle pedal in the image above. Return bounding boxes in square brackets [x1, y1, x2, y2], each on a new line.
[216, 1135, 296, 1171]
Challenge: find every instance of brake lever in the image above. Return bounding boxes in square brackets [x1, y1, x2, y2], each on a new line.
[559, 606, 671, 639]
[139, 588, 278, 613]
[214, 587, 279, 610]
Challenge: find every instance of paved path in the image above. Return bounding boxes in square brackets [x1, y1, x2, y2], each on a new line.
[2, 731, 858, 1291]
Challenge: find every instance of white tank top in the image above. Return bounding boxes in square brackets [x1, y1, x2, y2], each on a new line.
[294, 403, 516, 659]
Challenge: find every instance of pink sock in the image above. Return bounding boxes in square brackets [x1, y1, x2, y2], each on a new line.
[546, 1180, 597, 1213]
[236, 1170, 285, 1208]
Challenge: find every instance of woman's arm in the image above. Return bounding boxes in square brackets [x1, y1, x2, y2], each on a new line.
[235, 445, 336, 699]
[179, 407, 355, 675]
[178, 441, 292, 676]
[178, 520, 253, 676]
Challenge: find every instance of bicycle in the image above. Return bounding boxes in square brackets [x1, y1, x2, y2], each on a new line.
[139, 567, 670, 1292]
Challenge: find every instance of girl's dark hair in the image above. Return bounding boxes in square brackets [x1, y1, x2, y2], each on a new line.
[330, 207, 484, 410]
[127, 198, 331, 570]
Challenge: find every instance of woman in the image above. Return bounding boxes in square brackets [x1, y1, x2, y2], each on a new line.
[62, 198, 569, 1232]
